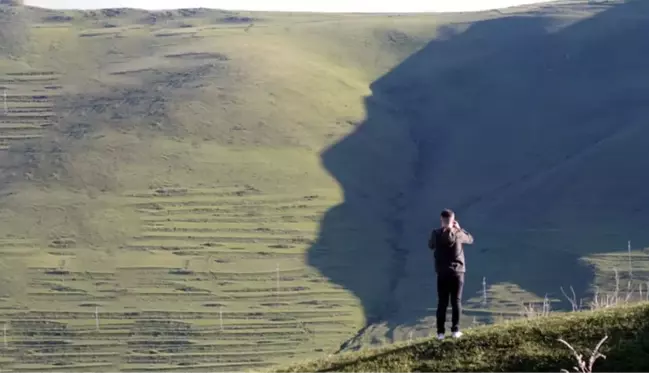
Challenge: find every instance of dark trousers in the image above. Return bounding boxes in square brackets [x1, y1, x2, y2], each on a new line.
[436, 272, 465, 334]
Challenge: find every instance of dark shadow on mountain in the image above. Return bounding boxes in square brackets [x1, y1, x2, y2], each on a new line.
[308, 0, 649, 350]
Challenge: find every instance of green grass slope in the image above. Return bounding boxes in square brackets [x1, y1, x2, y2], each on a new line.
[0, 0, 648, 371]
[279, 303, 649, 372]
[0, 3, 486, 371]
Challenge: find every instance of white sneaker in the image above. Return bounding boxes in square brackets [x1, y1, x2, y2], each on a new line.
[436, 333, 445, 340]
[451, 331, 463, 339]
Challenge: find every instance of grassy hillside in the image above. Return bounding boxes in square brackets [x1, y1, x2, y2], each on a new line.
[0, 0, 648, 371]
[311, 0, 649, 350]
[0, 3, 475, 371]
[278, 302, 649, 372]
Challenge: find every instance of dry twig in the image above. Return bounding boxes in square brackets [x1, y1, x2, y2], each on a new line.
[558, 335, 608, 373]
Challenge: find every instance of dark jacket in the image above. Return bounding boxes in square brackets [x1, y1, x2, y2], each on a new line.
[428, 227, 474, 275]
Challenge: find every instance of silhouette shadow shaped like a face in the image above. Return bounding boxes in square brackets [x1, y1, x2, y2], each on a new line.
[309, 0, 649, 350]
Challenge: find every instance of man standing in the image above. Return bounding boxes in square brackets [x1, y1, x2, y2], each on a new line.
[428, 209, 474, 340]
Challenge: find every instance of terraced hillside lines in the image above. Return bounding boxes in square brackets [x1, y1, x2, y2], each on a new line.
[584, 251, 649, 299]
[0, 184, 361, 372]
[0, 239, 113, 372]
[126, 186, 330, 253]
[0, 237, 42, 257]
[0, 70, 60, 151]
[0, 192, 358, 370]
[113, 185, 362, 370]
[4, 264, 358, 371]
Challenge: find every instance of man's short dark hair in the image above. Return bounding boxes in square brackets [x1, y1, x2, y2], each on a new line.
[441, 209, 455, 219]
